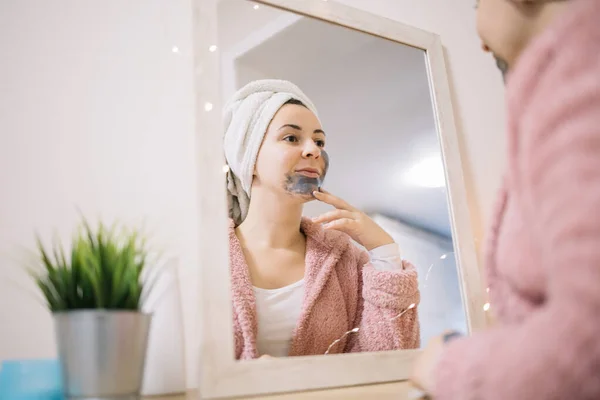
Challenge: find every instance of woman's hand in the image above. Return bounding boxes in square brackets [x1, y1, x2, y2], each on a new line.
[410, 331, 462, 396]
[410, 334, 445, 395]
[312, 189, 394, 251]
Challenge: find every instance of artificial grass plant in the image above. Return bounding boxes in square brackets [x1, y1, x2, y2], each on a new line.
[29, 218, 160, 312]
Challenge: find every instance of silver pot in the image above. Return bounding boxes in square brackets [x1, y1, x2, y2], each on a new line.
[54, 310, 152, 400]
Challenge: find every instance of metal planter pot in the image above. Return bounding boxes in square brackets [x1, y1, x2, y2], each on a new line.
[54, 310, 152, 400]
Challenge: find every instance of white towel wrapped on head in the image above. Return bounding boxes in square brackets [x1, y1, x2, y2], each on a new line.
[223, 79, 319, 225]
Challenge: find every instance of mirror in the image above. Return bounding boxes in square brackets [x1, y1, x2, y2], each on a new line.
[217, 0, 467, 360]
[195, 0, 484, 397]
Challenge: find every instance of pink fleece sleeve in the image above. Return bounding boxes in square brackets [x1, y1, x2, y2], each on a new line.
[433, 26, 600, 400]
[344, 247, 421, 352]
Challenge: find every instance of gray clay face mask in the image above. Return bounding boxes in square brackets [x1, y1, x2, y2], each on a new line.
[495, 56, 509, 83]
[283, 150, 329, 197]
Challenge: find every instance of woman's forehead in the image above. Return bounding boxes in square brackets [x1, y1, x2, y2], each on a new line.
[270, 104, 321, 130]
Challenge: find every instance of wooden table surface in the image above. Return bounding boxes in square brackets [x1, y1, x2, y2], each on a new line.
[146, 381, 425, 399]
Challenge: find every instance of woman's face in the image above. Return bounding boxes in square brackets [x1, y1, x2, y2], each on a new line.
[253, 103, 328, 201]
[476, 0, 536, 80]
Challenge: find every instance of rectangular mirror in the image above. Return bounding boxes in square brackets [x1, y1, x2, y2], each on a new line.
[194, 0, 486, 398]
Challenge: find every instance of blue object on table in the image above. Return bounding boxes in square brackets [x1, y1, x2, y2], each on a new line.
[0, 359, 64, 400]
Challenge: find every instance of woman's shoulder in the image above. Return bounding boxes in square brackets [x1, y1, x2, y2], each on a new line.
[507, 0, 600, 109]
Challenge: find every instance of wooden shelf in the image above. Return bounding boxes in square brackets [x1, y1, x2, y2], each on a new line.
[147, 381, 424, 400]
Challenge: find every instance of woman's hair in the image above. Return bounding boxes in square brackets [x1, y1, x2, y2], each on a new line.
[284, 98, 308, 108]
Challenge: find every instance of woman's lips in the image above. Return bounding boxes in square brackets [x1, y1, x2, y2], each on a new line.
[296, 170, 320, 178]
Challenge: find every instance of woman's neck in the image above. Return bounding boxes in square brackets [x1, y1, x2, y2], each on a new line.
[236, 188, 305, 249]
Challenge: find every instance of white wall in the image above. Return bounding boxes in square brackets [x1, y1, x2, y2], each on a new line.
[0, 0, 198, 389]
[0, 0, 504, 390]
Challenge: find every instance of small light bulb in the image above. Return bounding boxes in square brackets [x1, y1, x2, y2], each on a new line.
[209, 45, 217, 52]
[204, 102, 213, 112]
[440, 254, 447, 260]
[172, 46, 180, 53]
[483, 303, 491, 311]
[222, 165, 230, 173]
[253, 4, 259, 9]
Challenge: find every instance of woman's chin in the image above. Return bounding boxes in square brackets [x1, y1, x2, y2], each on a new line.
[282, 175, 321, 200]
[283, 184, 320, 201]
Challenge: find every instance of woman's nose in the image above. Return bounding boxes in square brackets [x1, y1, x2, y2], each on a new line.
[302, 141, 321, 158]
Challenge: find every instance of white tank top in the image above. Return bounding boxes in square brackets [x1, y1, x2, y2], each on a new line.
[253, 279, 305, 357]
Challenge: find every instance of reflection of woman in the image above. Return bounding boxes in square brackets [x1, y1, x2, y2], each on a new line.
[223, 79, 420, 359]
[412, 0, 600, 399]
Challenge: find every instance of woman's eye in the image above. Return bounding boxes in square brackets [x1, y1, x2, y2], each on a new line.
[315, 140, 325, 148]
[283, 135, 299, 143]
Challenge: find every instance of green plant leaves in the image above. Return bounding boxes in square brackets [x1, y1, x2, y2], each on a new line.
[29, 217, 155, 312]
